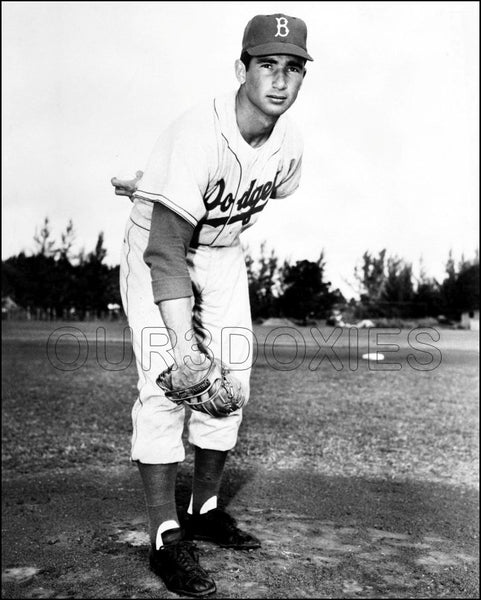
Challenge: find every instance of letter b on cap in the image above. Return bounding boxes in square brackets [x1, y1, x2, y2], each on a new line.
[275, 17, 289, 37]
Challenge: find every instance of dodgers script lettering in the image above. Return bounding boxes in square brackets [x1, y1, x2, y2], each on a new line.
[204, 171, 281, 213]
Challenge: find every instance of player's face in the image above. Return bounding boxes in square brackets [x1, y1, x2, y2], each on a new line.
[243, 55, 306, 117]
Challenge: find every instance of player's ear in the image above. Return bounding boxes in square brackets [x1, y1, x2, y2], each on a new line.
[235, 59, 246, 85]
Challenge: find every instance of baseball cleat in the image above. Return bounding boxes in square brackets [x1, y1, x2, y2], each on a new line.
[149, 530, 216, 598]
[184, 508, 261, 549]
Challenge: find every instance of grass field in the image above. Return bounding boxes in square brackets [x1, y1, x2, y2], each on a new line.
[2, 320, 479, 598]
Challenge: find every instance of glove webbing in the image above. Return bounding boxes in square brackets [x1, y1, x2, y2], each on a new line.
[157, 359, 216, 404]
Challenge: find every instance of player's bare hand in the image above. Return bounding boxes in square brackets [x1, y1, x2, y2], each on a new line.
[111, 170, 143, 200]
[171, 353, 212, 389]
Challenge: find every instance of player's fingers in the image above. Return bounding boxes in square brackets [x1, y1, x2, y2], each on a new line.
[114, 188, 132, 197]
[111, 176, 130, 187]
[111, 171, 143, 186]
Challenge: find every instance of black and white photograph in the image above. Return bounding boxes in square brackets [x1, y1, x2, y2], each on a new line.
[2, 1, 479, 598]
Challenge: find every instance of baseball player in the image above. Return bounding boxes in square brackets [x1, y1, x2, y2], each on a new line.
[111, 13, 312, 598]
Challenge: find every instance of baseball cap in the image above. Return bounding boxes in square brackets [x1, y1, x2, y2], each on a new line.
[242, 13, 313, 61]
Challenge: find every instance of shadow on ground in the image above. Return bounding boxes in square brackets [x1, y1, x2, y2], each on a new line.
[2, 464, 479, 598]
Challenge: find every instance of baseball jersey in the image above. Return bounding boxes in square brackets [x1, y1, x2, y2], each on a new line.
[130, 89, 304, 247]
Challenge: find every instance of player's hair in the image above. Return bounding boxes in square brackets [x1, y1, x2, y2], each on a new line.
[240, 51, 253, 70]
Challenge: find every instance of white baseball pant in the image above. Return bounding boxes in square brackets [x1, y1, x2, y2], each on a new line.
[119, 217, 253, 464]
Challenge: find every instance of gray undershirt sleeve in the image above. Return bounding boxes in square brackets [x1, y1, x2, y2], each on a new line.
[143, 201, 195, 303]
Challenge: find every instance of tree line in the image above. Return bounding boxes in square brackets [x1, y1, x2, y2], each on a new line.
[2, 218, 479, 323]
[351, 249, 479, 322]
[246, 244, 478, 323]
[2, 218, 120, 319]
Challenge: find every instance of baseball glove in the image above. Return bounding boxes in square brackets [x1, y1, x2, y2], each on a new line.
[156, 357, 246, 417]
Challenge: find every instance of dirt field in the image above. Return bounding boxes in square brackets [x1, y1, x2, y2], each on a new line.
[2, 320, 479, 598]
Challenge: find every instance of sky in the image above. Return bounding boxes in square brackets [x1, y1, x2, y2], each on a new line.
[2, 1, 479, 299]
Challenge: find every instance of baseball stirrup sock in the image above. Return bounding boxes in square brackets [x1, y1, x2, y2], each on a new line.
[155, 520, 182, 550]
[188, 494, 218, 515]
[137, 462, 179, 547]
[190, 447, 228, 514]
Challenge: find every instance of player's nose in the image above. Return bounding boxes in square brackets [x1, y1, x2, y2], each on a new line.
[272, 71, 288, 90]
